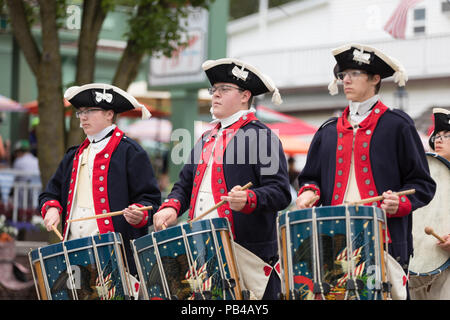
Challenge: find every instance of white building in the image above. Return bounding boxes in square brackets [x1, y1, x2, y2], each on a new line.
[227, 0, 450, 130]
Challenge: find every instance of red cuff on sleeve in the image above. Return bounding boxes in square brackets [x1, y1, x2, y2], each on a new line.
[386, 195, 412, 218]
[41, 200, 63, 218]
[298, 184, 321, 206]
[241, 190, 257, 214]
[130, 203, 150, 229]
[158, 198, 182, 216]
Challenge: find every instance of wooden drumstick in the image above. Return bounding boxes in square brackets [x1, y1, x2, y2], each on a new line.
[51, 225, 63, 241]
[190, 182, 253, 224]
[349, 189, 416, 206]
[67, 206, 153, 223]
[425, 227, 445, 243]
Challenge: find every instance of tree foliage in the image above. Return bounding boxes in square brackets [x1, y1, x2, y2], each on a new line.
[4, 0, 214, 187]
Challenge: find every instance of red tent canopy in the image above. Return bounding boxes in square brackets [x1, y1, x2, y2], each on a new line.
[256, 105, 317, 136]
[255, 105, 317, 155]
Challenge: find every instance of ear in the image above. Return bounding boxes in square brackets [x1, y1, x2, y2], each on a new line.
[105, 109, 115, 122]
[240, 90, 252, 105]
[372, 74, 381, 86]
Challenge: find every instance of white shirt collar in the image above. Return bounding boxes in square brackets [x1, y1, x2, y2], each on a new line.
[210, 107, 256, 128]
[87, 124, 116, 143]
[348, 95, 379, 124]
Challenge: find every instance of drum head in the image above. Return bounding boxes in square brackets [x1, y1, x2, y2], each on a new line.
[409, 154, 450, 275]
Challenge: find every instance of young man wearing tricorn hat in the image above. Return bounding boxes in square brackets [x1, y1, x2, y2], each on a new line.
[153, 58, 291, 299]
[408, 108, 450, 300]
[39, 83, 161, 278]
[295, 44, 436, 297]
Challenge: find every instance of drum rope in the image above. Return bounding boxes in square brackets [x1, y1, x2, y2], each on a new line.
[210, 219, 234, 300]
[131, 240, 149, 299]
[344, 205, 361, 300]
[62, 241, 79, 300]
[91, 235, 108, 300]
[372, 206, 382, 300]
[114, 232, 134, 300]
[182, 227, 205, 298]
[312, 207, 326, 300]
[284, 213, 296, 298]
[38, 248, 52, 299]
[151, 232, 171, 299]
[381, 209, 392, 299]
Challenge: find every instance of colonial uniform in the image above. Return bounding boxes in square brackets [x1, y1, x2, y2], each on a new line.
[39, 83, 161, 275]
[409, 108, 450, 300]
[157, 58, 291, 299]
[298, 44, 436, 289]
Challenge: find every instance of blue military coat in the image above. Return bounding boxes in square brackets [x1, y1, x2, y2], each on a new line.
[298, 101, 436, 268]
[39, 127, 161, 275]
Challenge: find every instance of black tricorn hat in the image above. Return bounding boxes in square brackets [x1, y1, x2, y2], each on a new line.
[429, 108, 450, 150]
[202, 58, 283, 105]
[64, 83, 151, 119]
[328, 43, 408, 95]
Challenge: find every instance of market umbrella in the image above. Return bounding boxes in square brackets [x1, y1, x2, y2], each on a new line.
[0, 95, 26, 112]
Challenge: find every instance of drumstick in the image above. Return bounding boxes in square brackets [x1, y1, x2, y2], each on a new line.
[349, 189, 416, 206]
[424, 227, 445, 243]
[51, 225, 63, 241]
[190, 182, 253, 224]
[67, 206, 153, 223]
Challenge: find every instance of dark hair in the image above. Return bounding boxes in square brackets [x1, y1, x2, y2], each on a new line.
[367, 73, 381, 94]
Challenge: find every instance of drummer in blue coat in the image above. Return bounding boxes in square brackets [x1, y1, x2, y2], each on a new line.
[430, 109, 450, 253]
[295, 44, 436, 286]
[153, 58, 292, 299]
[39, 83, 161, 276]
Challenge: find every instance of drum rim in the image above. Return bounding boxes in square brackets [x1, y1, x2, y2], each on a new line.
[30, 232, 122, 262]
[133, 218, 230, 252]
[278, 205, 385, 227]
[426, 152, 450, 170]
[409, 258, 450, 276]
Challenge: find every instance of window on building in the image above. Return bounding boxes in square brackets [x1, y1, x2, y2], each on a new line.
[413, 8, 426, 35]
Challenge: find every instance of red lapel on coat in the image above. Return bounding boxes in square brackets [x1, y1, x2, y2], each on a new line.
[189, 113, 257, 237]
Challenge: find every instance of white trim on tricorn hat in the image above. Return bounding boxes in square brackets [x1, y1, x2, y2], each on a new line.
[328, 43, 408, 95]
[202, 58, 283, 105]
[64, 83, 151, 120]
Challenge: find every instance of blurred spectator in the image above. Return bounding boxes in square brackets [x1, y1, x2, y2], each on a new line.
[12, 140, 40, 176]
[28, 117, 39, 157]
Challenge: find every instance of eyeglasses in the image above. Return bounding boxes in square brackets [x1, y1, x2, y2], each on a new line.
[75, 108, 104, 118]
[208, 84, 244, 95]
[431, 134, 450, 143]
[336, 70, 368, 81]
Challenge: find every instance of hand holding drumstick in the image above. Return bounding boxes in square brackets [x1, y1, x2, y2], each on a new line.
[425, 227, 450, 253]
